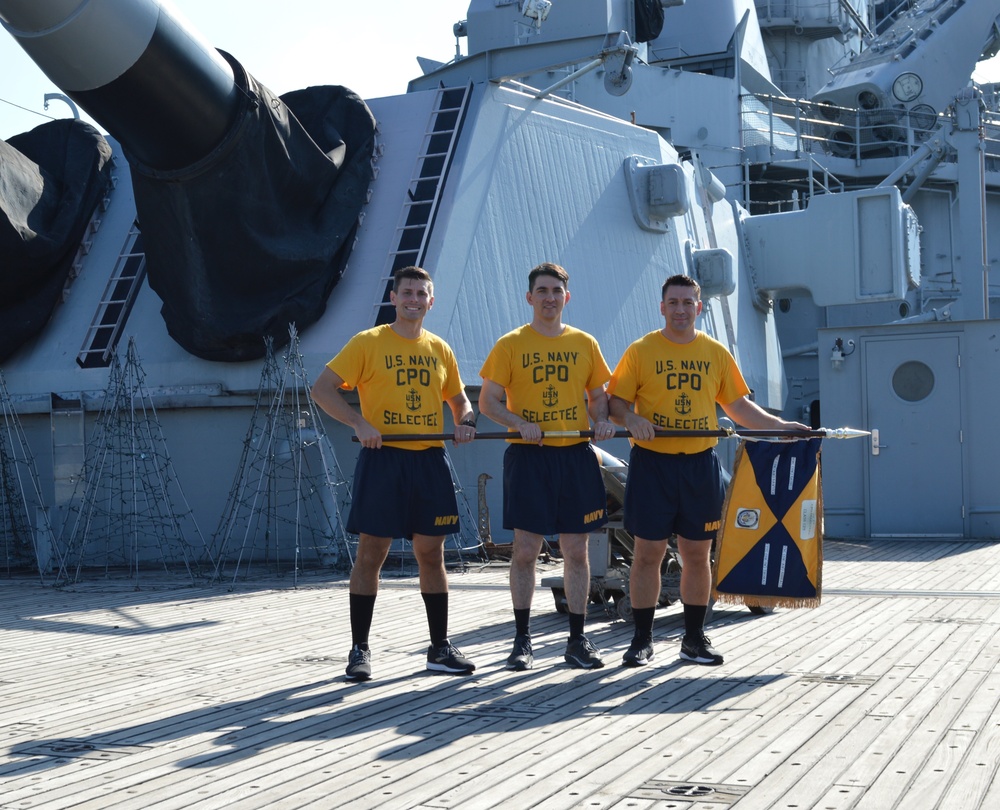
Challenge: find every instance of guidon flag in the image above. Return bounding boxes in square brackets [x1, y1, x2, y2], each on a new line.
[713, 437, 823, 609]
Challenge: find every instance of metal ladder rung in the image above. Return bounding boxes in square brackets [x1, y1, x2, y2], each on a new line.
[77, 224, 146, 368]
[97, 293, 133, 306]
[372, 82, 472, 322]
[409, 174, 444, 186]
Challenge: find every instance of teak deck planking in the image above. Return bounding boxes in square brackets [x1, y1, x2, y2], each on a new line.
[2, 539, 1000, 809]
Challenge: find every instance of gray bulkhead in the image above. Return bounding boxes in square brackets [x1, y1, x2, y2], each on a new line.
[3, 0, 995, 562]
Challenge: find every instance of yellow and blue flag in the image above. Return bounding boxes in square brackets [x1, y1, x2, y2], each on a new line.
[713, 438, 823, 609]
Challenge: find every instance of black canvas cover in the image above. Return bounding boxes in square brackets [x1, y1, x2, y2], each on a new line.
[635, 0, 665, 42]
[0, 120, 113, 362]
[129, 54, 376, 361]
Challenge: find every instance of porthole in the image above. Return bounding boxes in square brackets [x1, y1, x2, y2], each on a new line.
[892, 361, 934, 402]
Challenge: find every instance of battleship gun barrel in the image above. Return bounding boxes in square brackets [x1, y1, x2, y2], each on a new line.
[1, 0, 376, 363]
[0, 0, 240, 170]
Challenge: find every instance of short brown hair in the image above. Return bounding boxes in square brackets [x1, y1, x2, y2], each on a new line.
[528, 262, 569, 292]
[394, 265, 433, 293]
[661, 274, 700, 300]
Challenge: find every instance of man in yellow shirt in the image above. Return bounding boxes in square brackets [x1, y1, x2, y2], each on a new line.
[480, 262, 617, 670]
[311, 266, 478, 681]
[609, 274, 807, 667]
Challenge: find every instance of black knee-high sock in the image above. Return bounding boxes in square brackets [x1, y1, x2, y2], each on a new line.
[514, 608, 531, 637]
[422, 592, 449, 647]
[683, 603, 708, 638]
[632, 607, 655, 644]
[350, 593, 377, 649]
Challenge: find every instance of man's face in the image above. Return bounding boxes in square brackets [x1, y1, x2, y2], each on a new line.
[526, 274, 569, 322]
[660, 284, 702, 338]
[391, 278, 433, 322]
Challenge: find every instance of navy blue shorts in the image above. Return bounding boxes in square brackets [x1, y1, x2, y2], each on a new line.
[623, 446, 725, 542]
[502, 443, 608, 535]
[346, 446, 460, 538]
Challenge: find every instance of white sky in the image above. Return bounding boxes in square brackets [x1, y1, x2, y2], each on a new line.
[1, 0, 999, 140]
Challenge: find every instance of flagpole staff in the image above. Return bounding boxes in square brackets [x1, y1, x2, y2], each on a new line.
[350, 427, 870, 443]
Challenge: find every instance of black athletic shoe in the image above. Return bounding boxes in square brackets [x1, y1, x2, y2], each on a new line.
[506, 634, 534, 671]
[679, 633, 724, 666]
[426, 640, 476, 674]
[622, 640, 654, 667]
[564, 635, 604, 669]
[345, 644, 372, 681]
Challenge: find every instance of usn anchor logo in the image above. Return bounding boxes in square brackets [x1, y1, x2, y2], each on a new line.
[405, 388, 421, 412]
[674, 392, 692, 415]
[542, 384, 559, 407]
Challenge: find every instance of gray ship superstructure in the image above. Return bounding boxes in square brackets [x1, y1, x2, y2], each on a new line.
[0, 0, 997, 575]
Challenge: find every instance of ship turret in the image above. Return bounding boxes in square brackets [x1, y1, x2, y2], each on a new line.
[812, 0, 1000, 156]
[0, 0, 376, 362]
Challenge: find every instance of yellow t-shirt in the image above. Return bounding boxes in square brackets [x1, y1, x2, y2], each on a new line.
[607, 330, 750, 454]
[480, 324, 612, 447]
[328, 324, 464, 451]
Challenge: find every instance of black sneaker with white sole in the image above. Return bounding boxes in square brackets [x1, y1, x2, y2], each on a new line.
[564, 635, 604, 669]
[426, 640, 476, 674]
[621, 639, 654, 667]
[345, 644, 372, 681]
[506, 634, 534, 671]
[679, 633, 724, 666]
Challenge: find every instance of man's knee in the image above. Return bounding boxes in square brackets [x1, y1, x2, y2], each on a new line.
[355, 536, 390, 567]
[411, 536, 446, 567]
[559, 534, 589, 566]
[632, 537, 668, 568]
[677, 536, 712, 566]
[512, 531, 544, 566]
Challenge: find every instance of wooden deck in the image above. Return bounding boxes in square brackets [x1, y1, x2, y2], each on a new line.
[3, 538, 1000, 809]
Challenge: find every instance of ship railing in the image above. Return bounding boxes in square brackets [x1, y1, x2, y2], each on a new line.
[981, 83, 1000, 115]
[874, 0, 918, 35]
[754, 0, 872, 28]
[755, 0, 875, 40]
[984, 113, 1000, 171]
[738, 152, 845, 213]
[741, 92, 951, 165]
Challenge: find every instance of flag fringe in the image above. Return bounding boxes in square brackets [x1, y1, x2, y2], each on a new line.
[713, 592, 822, 610]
